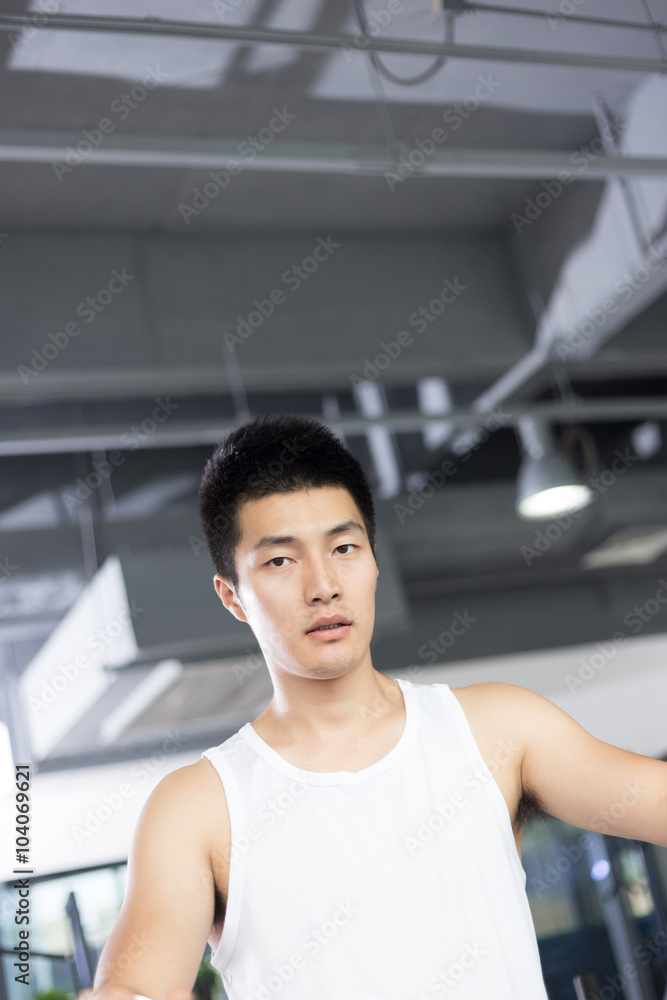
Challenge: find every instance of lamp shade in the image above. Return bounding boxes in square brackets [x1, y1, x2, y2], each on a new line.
[516, 450, 594, 519]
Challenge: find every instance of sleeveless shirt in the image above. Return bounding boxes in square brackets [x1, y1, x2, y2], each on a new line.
[201, 678, 550, 1000]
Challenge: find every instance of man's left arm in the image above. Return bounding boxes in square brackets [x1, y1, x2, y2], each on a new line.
[487, 682, 667, 847]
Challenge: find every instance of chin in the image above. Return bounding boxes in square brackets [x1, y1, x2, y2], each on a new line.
[304, 656, 360, 679]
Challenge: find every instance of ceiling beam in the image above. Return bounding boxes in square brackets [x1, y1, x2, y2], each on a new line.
[2, 132, 667, 179]
[2, 352, 667, 406]
[0, 399, 665, 456]
[0, 13, 664, 74]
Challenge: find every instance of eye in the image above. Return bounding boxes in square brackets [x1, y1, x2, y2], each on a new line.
[266, 545, 356, 567]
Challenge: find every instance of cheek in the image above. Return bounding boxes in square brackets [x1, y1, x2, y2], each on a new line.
[355, 561, 379, 589]
[252, 588, 296, 639]
[346, 566, 378, 606]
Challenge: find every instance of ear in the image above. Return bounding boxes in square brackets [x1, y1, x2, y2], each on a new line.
[213, 573, 248, 624]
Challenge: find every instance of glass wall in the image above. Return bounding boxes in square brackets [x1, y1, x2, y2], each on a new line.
[3, 826, 666, 1000]
[1, 864, 127, 1000]
[522, 813, 667, 1000]
[0, 862, 227, 1000]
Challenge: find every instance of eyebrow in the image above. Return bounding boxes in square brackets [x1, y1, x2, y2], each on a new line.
[251, 519, 366, 554]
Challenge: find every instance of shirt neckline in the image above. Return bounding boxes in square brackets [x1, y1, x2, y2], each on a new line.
[239, 677, 418, 785]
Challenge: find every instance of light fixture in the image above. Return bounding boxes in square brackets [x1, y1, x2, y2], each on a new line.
[515, 415, 594, 520]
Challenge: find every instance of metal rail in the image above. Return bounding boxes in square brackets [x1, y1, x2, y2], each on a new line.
[1, 399, 666, 456]
[0, 13, 665, 74]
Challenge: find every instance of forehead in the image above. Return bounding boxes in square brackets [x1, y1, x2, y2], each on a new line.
[236, 486, 363, 548]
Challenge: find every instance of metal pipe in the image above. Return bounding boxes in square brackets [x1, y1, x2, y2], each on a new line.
[448, 232, 667, 454]
[2, 398, 667, 456]
[0, 13, 665, 74]
[591, 94, 649, 256]
[2, 133, 667, 179]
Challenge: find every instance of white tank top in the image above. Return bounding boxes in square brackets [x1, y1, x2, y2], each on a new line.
[201, 677, 549, 1000]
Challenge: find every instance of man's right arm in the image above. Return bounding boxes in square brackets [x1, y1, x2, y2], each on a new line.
[90, 762, 220, 1000]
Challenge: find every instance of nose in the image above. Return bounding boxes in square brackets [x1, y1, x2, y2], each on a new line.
[303, 555, 341, 604]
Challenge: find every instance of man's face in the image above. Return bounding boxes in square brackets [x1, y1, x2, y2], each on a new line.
[214, 486, 379, 681]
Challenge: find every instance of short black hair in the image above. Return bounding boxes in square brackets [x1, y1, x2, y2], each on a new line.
[198, 413, 377, 593]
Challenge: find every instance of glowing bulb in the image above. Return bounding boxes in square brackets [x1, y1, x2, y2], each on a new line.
[591, 859, 610, 881]
[517, 483, 594, 519]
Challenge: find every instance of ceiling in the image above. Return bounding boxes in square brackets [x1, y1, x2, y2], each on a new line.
[1, 0, 667, 771]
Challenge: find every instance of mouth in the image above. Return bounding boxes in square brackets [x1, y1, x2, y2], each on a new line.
[305, 618, 353, 639]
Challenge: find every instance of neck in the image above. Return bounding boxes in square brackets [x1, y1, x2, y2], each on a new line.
[255, 666, 404, 747]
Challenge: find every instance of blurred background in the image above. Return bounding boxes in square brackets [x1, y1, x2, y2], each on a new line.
[0, 1, 667, 998]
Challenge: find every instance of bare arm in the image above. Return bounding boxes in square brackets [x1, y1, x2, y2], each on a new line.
[93, 762, 219, 997]
[79, 985, 191, 1000]
[475, 682, 667, 847]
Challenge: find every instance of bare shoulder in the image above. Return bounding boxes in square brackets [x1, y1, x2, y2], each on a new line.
[192, 756, 231, 831]
[448, 680, 530, 717]
[144, 758, 231, 857]
[449, 681, 555, 752]
[447, 683, 550, 835]
[452, 681, 565, 730]
[167, 755, 230, 811]
[447, 683, 529, 769]
[162, 756, 228, 790]
[450, 680, 526, 701]
[148, 757, 228, 806]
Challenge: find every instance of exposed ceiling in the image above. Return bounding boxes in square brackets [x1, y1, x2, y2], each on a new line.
[1, 0, 667, 771]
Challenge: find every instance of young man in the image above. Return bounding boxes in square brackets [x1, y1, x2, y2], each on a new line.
[89, 413, 667, 1000]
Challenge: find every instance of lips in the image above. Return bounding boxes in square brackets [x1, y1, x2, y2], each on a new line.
[306, 616, 352, 633]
